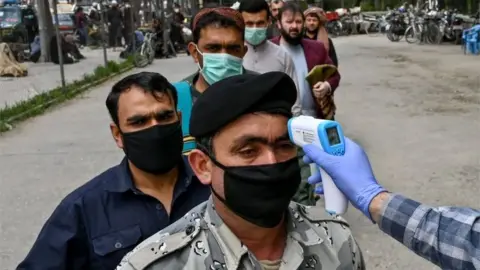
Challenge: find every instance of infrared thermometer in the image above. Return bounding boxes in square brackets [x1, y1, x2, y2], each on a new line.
[287, 116, 348, 215]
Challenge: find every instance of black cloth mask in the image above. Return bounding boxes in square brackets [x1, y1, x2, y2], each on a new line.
[122, 122, 184, 175]
[210, 157, 301, 228]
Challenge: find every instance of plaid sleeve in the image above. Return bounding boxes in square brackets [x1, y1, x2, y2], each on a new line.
[378, 194, 480, 270]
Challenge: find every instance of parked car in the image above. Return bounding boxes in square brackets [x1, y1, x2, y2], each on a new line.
[0, 2, 37, 44]
[53, 13, 75, 35]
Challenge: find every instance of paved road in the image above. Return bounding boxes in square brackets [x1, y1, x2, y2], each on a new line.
[0, 48, 122, 107]
[1, 36, 479, 269]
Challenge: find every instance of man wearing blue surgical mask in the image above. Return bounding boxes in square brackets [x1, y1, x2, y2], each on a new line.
[176, 7, 257, 155]
[182, 7, 256, 95]
[240, 0, 300, 116]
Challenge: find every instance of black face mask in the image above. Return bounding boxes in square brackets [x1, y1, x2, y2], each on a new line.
[210, 157, 301, 228]
[122, 122, 184, 175]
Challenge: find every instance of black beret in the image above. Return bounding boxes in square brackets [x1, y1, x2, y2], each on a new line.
[190, 72, 297, 137]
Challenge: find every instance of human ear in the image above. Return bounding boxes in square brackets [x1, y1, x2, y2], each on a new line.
[241, 45, 248, 58]
[177, 111, 182, 122]
[188, 149, 213, 185]
[188, 42, 200, 64]
[110, 123, 123, 149]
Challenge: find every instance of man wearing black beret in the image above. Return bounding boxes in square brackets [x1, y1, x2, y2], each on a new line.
[117, 72, 365, 270]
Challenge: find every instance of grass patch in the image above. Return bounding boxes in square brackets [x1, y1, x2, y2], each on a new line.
[0, 57, 134, 133]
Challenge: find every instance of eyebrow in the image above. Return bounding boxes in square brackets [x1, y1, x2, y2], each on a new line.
[126, 109, 175, 124]
[231, 132, 291, 148]
[204, 42, 242, 49]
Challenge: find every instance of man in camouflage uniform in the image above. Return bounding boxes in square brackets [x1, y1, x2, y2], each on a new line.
[117, 72, 365, 270]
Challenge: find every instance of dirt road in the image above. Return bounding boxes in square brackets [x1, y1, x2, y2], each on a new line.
[335, 35, 479, 269]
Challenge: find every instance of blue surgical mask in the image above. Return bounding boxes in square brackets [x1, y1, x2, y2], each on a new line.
[245, 27, 268, 46]
[195, 46, 244, 85]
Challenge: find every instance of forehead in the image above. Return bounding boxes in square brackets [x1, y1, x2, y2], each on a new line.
[216, 113, 288, 142]
[242, 10, 268, 21]
[281, 10, 303, 21]
[198, 25, 243, 45]
[117, 86, 174, 116]
[306, 14, 319, 20]
[271, 2, 283, 8]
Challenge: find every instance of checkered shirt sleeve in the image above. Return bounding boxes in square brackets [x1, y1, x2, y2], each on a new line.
[379, 194, 480, 270]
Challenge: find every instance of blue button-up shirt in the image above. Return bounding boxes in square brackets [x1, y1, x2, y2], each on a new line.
[17, 157, 210, 270]
[379, 194, 480, 270]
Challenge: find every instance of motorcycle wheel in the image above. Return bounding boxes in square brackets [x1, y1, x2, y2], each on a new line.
[332, 22, 342, 37]
[387, 26, 400, 42]
[327, 22, 340, 37]
[405, 26, 418, 44]
[427, 23, 442, 44]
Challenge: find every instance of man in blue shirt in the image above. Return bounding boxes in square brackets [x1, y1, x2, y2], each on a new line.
[17, 72, 210, 270]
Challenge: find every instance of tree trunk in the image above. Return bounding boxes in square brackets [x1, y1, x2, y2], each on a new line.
[142, 0, 150, 23]
[131, 0, 141, 27]
[36, 0, 55, 62]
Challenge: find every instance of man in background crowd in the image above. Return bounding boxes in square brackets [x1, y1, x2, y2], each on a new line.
[74, 6, 87, 46]
[304, 7, 338, 67]
[267, 0, 283, 38]
[239, 0, 300, 115]
[184, 7, 254, 97]
[107, 1, 123, 47]
[121, 1, 136, 48]
[271, 2, 341, 205]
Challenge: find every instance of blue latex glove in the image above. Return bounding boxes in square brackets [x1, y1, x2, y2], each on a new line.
[303, 137, 387, 221]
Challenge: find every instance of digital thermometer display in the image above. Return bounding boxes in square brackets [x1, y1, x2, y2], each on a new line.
[326, 127, 341, 146]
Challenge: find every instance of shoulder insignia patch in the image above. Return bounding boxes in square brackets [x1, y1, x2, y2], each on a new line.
[127, 222, 201, 270]
[294, 203, 350, 227]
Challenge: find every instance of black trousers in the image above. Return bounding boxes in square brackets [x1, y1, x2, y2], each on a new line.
[108, 25, 122, 47]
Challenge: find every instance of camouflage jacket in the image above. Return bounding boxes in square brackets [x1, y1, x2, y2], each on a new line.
[117, 197, 365, 270]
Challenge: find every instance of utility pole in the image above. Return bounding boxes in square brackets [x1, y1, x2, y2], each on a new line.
[52, 0, 66, 89]
[100, 3, 108, 66]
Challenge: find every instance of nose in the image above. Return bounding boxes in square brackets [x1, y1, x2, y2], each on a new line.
[260, 149, 279, 165]
[220, 48, 228, 54]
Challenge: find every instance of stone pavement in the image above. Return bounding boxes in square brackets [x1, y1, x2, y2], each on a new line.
[0, 48, 122, 107]
[0, 36, 479, 269]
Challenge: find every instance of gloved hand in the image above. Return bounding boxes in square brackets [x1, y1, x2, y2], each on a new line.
[303, 137, 387, 221]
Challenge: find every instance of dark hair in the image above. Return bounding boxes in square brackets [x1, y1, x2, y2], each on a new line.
[193, 11, 244, 43]
[196, 136, 215, 157]
[271, 0, 283, 4]
[106, 72, 178, 126]
[278, 2, 304, 22]
[239, 0, 271, 19]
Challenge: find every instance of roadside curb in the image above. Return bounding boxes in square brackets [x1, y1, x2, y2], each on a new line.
[0, 62, 135, 134]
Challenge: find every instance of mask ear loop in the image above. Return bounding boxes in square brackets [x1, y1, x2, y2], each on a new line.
[194, 44, 204, 71]
[196, 142, 229, 203]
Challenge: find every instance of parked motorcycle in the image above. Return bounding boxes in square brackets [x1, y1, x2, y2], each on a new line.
[325, 11, 342, 37]
[385, 9, 408, 42]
